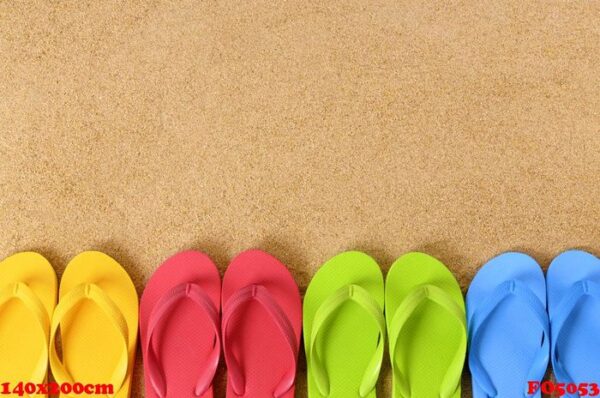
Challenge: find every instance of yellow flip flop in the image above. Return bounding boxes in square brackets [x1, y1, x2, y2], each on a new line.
[49, 251, 138, 398]
[0, 252, 56, 398]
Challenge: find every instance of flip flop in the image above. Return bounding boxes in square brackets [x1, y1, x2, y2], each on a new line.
[304, 251, 385, 398]
[467, 252, 549, 398]
[548, 250, 600, 397]
[140, 250, 221, 398]
[221, 249, 302, 398]
[386, 252, 466, 398]
[0, 252, 56, 398]
[49, 251, 138, 398]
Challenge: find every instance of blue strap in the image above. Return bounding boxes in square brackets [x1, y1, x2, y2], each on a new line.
[551, 280, 600, 396]
[468, 280, 549, 398]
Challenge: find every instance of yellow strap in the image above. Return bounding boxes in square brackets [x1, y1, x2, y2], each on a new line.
[49, 283, 129, 396]
[0, 282, 50, 390]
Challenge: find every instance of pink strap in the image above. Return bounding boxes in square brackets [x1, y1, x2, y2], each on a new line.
[222, 284, 298, 398]
[145, 283, 221, 398]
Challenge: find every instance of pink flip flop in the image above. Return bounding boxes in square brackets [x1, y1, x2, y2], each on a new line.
[140, 251, 221, 398]
[221, 249, 302, 398]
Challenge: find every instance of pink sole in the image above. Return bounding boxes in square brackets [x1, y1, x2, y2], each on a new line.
[140, 250, 221, 398]
[222, 249, 302, 398]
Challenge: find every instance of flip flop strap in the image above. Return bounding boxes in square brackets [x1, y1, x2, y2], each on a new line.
[222, 284, 298, 398]
[468, 280, 549, 398]
[49, 283, 129, 397]
[309, 284, 386, 398]
[551, 280, 600, 391]
[145, 283, 221, 398]
[388, 284, 466, 398]
[0, 283, 50, 389]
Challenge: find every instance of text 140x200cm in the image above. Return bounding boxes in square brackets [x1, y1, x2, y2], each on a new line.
[0, 382, 114, 396]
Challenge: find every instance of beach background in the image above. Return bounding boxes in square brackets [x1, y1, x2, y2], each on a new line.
[1, 1, 599, 396]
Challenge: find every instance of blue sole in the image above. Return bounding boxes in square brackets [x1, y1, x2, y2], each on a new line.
[548, 250, 600, 397]
[467, 252, 547, 398]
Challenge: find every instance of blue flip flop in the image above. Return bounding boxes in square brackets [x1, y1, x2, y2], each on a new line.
[548, 250, 600, 397]
[467, 252, 550, 398]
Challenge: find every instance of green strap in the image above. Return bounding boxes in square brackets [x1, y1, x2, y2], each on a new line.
[309, 284, 386, 397]
[388, 285, 467, 398]
[0, 282, 50, 394]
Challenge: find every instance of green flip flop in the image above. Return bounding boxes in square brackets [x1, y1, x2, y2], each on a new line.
[385, 252, 467, 398]
[304, 251, 386, 398]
